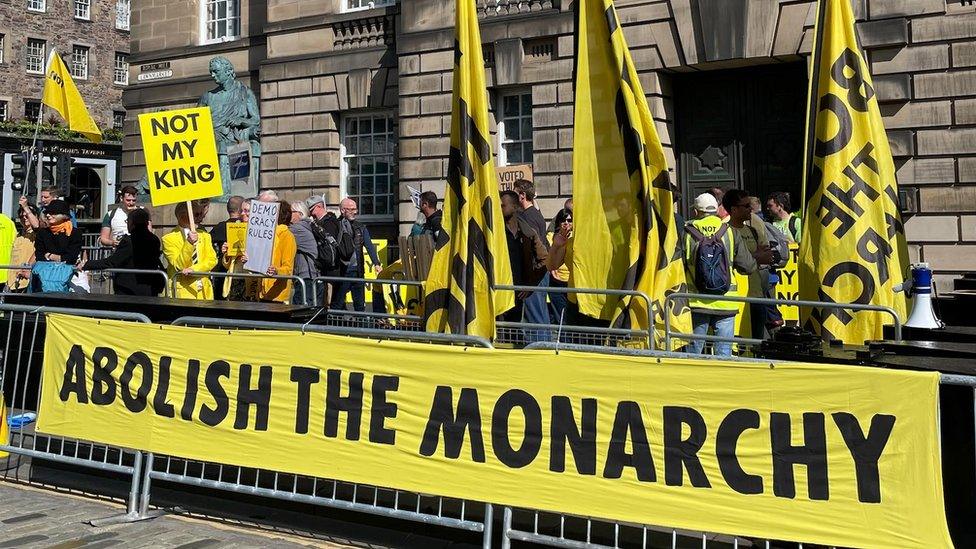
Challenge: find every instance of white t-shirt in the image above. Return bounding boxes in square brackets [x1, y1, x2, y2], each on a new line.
[102, 206, 132, 242]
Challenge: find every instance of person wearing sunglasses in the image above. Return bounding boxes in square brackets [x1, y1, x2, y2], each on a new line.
[722, 189, 774, 341]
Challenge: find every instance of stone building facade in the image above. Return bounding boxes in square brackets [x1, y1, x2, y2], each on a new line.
[125, 0, 976, 284]
[0, 0, 131, 129]
[0, 0, 131, 224]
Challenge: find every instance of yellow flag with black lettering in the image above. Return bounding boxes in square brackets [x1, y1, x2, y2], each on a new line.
[799, 0, 907, 344]
[41, 49, 102, 143]
[571, 0, 690, 342]
[423, 0, 513, 339]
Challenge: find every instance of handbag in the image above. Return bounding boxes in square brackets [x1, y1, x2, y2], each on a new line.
[69, 270, 91, 294]
[30, 261, 74, 293]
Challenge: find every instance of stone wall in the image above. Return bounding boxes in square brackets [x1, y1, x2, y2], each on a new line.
[122, 0, 976, 283]
[0, 0, 129, 127]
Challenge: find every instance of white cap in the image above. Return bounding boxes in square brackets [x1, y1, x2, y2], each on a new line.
[693, 193, 719, 214]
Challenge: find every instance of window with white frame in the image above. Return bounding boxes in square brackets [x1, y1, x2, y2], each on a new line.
[113, 111, 125, 131]
[201, 0, 240, 44]
[0, 34, 5, 64]
[116, 0, 130, 30]
[24, 100, 40, 123]
[497, 91, 533, 165]
[342, 113, 396, 218]
[74, 0, 90, 19]
[27, 0, 45, 12]
[25, 39, 45, 74]
[0, 101, 8, 122]
[345, 0, 395, 11]
[114, 52, 128, 85]
[70, 45, 89, 79]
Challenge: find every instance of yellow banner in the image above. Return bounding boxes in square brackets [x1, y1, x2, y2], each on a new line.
[423, 0, 513, 338]
[776, 243, 801, 323]
[42, 50, 102, 143]
[39, 314, 951, 548]
[799, 0, 908, 344]
[138, 107, 223, 207]
[571, 0, 690, 341]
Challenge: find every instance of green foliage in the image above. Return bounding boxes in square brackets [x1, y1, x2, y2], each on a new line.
[0, 117, 123, 143]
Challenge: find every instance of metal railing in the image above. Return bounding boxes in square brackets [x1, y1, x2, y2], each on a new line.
[85, 268, 171, 297]
[1, 307, 973, 548]
[494, 284, 656, 348]
[0, 304, 151, 524]
[174, 271, 309, 305]
[663, 292, 903, 352]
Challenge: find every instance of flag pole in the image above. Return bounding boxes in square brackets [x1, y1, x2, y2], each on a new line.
[24, 49, 56, 197]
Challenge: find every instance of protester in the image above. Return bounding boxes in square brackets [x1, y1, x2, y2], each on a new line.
[258, 189, 279, 202]
[512, 179, 550, 340]
[289, 200, 318, 305]
[34, 199, 82, 264]
[682, 193, 762, 356]
[722, 189, 774, 341]
[80, 208, 165, 296]
[547, 207, 573, 323]
[305, 194, 352, 305]
[164, 200, 217, 299]
[709, 187, 727, 219]
[20, 186, 77, 230]
[209, 195, 245, 300]
[329, 197, 381, 312]
[254, 201, 296, 303]
[0, 210, 15, 290]
[418, 191, 443, 241]
[99, 185, 140, 247]
[500, 190, 548, 325]
[220, 198, 253, 301]
[8, 205, 38, 291]
[767, 191, 802, 243]
[749, 196, 764, 221]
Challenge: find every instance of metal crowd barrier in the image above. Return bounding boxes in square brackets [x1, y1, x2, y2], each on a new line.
[135, 316, 495, 546]
[663, 292, 903, 352]
[176, 271, 309, 305]
[85, 268, 172, 298]
[1, 307, 974, 547]
[494, 284, 655, 348]
[311, 275, 424, 329]
[0, 304, 151, 523]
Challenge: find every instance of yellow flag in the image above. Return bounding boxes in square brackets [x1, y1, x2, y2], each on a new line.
[41, 50, 102, 143]
[799, 0, 908, 344]
[571, 0, 690, 342]
[423, 0, 513, 339]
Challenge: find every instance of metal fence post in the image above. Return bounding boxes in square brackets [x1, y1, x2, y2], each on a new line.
[501, 506, 513, 549]
[483, 503, 494, 549]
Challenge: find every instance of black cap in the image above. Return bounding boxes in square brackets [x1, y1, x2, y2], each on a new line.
[44, 200, 69, 216]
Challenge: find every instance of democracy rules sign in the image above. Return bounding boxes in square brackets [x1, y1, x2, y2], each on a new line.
[37, 315, 951, 548]
[245, 200, 279, 275]
[138, 107, 223, 206]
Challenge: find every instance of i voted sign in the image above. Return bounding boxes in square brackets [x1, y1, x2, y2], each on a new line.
[138, 107, 223, 206]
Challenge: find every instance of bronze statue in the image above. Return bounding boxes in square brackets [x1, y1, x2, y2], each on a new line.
[198, 56, 260, 197]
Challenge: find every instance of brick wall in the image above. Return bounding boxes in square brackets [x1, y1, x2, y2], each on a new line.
[0, 0, 129, 128]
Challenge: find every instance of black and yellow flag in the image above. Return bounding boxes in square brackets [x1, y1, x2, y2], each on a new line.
[423, 0, 513, 339]
[799, 0, 907, 344]
[571, 0, 690, 342]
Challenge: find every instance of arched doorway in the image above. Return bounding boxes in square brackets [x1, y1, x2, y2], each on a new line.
[69, 166, 102, 220]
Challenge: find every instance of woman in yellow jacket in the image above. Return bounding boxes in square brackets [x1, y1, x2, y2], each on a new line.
[256, 201, 297, 303]
[163, 200, 218, 299]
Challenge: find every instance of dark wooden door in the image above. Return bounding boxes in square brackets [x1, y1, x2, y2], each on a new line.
[675, 63, 807, 214]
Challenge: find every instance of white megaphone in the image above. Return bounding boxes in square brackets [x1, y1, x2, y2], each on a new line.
[897, 263, 944, 330]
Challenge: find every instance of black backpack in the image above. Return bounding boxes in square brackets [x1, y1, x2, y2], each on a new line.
[685, 223, 732, 295]
[309, 220, 340, 273]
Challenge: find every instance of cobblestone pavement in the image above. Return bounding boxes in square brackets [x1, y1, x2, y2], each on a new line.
[0, 481, 349, 548]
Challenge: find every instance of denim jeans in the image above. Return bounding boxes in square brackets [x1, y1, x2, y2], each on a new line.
[522, 273, 552, 343]
[329, 266, 366, 312]
[689, 312, 736, 356]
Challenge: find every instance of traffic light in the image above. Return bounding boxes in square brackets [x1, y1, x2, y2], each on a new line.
[55, 153, 75, 197]
[10, 152, 28, 192]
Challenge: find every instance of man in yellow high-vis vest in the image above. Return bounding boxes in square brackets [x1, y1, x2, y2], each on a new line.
[683, 193, 766, 356]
